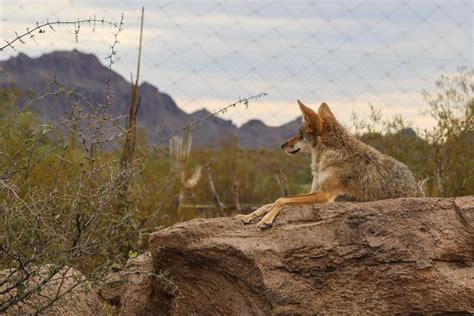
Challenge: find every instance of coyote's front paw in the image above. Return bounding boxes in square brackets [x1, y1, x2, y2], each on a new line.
[257, 218, 273, 230]
[234, 214, 254, 224]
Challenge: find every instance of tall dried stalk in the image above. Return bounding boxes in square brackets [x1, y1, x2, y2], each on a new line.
[118, 7, 145, 205]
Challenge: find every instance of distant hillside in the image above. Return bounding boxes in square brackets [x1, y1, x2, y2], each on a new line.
[0, 50, 300, 148]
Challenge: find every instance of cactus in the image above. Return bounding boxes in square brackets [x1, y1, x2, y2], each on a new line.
[169, 128, 202, 208]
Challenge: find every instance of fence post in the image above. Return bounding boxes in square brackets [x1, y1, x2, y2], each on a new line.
[233, 176, 241, 212]
[206, 163, 224, 215]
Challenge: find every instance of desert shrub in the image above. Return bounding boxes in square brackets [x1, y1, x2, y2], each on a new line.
[0, 90, 133, 312]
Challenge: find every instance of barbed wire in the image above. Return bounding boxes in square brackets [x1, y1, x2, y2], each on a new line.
[1, 17, 120, 52]
[151, 92, 268, 151]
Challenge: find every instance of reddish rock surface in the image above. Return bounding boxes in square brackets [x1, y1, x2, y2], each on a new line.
[105, 197, 474, 315]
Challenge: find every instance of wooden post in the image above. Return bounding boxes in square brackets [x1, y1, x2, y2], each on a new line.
[206, 163, 224, 215]
[233, 176, 241, 212]
[281, 170, 289, 197]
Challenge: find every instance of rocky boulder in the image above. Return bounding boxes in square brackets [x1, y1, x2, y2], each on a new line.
[104, 196, 474, 315]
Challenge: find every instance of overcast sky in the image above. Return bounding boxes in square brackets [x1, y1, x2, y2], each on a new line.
[1, 0, 472, 129]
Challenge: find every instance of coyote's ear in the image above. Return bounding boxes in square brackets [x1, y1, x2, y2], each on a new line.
[318, 102, 336, 121]
[297, 100, 323, 134]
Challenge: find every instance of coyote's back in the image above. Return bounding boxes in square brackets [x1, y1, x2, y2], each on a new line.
[318, 124, 422, 201]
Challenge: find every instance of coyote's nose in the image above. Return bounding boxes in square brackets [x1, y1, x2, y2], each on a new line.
[281, 144, 285, 149]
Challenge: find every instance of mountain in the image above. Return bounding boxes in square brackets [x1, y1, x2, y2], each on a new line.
[0, 50, 300, 148]
[239, 118, 301, 148]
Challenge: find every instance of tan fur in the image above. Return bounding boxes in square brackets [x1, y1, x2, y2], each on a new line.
[235, 100, 422, 230]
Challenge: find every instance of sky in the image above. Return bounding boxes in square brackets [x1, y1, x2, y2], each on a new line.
[0, 0, 472, 130]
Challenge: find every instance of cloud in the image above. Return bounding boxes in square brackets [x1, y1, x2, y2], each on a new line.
[0, 0, 471, 131]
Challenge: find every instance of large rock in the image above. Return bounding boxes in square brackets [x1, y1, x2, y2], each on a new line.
[106, 197, 474, 315]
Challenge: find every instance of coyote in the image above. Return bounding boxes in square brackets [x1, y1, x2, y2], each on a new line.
[235, 100, 422, 230]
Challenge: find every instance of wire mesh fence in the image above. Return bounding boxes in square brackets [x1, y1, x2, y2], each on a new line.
[1, 0, 472, 131]
[0, 2, 472, 312]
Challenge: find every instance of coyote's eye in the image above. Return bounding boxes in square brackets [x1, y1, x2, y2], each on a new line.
[299, 127, 309, 141]
[297, 127, 304, 139]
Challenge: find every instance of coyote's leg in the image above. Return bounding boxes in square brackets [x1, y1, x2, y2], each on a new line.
[257, 191, 332, 230]
[234, 203, 273, 224]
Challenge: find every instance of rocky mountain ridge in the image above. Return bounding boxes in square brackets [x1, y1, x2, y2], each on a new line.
[0, 50, 300, 148]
